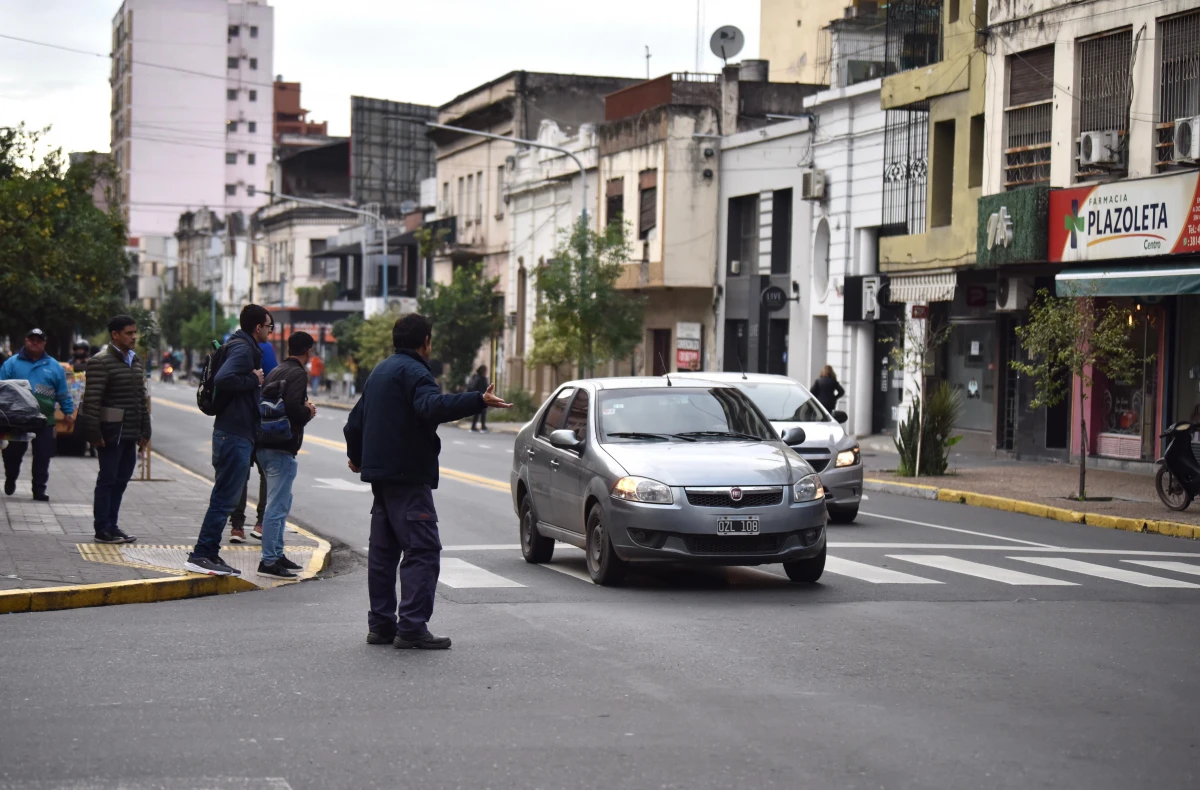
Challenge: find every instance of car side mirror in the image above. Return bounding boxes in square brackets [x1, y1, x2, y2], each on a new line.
[782, 426, 806, 446]
[549, 429, 583, 451]
[832, 410, 848, 424]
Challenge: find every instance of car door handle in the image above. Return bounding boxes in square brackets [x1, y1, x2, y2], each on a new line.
[526, 447, 536, 456]
[549, 459, 560, 469]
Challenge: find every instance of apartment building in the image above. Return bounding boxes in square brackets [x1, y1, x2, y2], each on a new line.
[760, 0, 865, 84]
[978, 0, 1200, 465]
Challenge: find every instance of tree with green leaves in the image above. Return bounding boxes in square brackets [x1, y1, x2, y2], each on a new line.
[1012, 289, 1139, 499]
[888, 314, 953, 478]
[354, 310, 402, 371]
[159, 285, 213, 348]
[126, 306, 160, 362]
[0, 125, 129, 345]
[529, 222, 644, 379]
[417, 261, 502, 390]
[331, 313, 364, 358]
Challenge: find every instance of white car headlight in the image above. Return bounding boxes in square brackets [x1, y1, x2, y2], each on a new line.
[836, 445, 860, 467]
[793, 474, 825, 503]
[613, 476, 674, 505]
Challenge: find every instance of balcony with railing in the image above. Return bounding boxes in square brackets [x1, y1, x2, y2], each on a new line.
[883, 0, 942, 76]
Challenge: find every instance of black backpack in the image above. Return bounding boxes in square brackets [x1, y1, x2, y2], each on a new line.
[196, 337, 257, 416]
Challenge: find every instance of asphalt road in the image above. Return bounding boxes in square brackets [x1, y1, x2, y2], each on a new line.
[2, 380, 1199, 789]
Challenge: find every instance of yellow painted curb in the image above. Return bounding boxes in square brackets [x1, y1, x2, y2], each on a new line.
[864, 477, 939, 491]
[0, 574, 256, 615]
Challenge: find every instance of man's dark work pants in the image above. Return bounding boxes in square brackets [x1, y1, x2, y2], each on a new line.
[367, 483, 441, 638]
[2, 424, 56, 496]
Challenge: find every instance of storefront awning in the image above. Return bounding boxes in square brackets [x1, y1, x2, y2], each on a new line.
[1055, 265, 1200, 297]
[886, 272, 957, 304]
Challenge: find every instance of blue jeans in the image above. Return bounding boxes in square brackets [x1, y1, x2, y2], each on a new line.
[190, 429, 253, 561]
[93, 439, 138, 535]
[258, 449, 298, 564]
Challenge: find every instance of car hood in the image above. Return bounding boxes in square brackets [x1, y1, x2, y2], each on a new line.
[772, 420, 847, 448]
[600, 440, 796, 486]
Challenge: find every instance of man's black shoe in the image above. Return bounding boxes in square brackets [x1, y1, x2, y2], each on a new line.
[3, 479, 14, 496]
[111, 529, 137, 544]
[393, 629, 452, 650]
[183, 556, 240, 576]
[94, 533, 124, 545]
[32, 493, 49, 502]
[257, 560, 297, 579]
[366, 631, 395, 645]
[276, 555, 302, 571]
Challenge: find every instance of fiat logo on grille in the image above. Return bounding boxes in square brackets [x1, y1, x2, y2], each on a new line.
[729, 487, 744, 501]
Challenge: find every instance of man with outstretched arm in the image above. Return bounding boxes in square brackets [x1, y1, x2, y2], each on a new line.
[345, 314, 511, 650]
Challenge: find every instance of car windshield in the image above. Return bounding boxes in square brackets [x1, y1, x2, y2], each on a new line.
[734, 381, 830, 422]
[598, 387, 777, 442]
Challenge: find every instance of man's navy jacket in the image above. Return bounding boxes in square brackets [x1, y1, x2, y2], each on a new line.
[344, 349, 484, 488]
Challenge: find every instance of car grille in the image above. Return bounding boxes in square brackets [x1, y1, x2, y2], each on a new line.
[684, 533, 786, 554]
[807, 458, 829, 472]
[685, 489, 783, 509]
[792, 447, 832, 473]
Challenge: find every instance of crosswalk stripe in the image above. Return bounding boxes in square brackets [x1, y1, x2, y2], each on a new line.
[890, 555, 1078, 585]
[542, 560, 594, 584]
[1015, 557, 1200, 588]
[438, 558, 526, 588]
[1122, 560, 1200, 577]
[825, 556, 943, 584]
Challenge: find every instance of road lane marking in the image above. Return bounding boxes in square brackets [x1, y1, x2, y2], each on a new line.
[434, 542, 1200, 558]
[302, 434, 510, 493]
[824, 556, 943, 584]
[438, 558, 525, 588]
[890, 555, 1077, 585]
[1015, 557, 1200, 588]
[313, 477, 372, 492]
[861, 511, 1058, 547]
[1122, 560, 1200, 576]
[542, 560, 594, 584]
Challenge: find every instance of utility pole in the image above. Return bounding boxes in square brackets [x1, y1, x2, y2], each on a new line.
[645, 45, 651, 79]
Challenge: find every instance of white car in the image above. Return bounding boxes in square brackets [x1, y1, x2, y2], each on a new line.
[673, 372, 863, 522]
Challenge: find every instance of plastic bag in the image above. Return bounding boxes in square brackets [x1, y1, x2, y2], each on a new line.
[0, 379, 49, 431]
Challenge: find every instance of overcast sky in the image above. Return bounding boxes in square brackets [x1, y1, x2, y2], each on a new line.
[0, 0, 760, 157]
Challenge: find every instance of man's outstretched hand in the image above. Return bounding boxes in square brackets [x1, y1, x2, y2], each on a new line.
[483, 383, 512, 409]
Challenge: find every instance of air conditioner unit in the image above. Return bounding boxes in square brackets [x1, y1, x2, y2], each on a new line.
[730, 259, 741, 275]
[995, 277, 1032, 312]
[505, 155, 517, 171]
[801, 169, 826, 201]
[1079, 130, 1120, 166]
[1173, 116, 1200, 162]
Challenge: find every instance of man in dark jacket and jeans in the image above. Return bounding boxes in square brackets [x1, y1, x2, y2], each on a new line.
[255, 331, 317, 579]
[345, 314, 510, 649]
[185, 304, 271, 576]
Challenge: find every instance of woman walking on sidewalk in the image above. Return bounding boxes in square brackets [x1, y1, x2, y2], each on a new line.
[811, 365, 845, 414]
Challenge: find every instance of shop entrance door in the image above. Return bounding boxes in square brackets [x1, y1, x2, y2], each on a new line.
[873, 324, 902, 434]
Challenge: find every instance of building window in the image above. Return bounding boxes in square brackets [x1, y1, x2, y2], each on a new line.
[1076, 28, 1132, 180]
[247, 185, 256, 196]
[884, 0, 942, 75]
[606, 177, 625, 227]
[249, 90, 257, 102]
[457, 176, 465, 218]
[466, 174, 474, 221]
[770, 188, 793, 275]
[226, 152, 237, 165]
[968, 114, 985, 188]
[1157, 10, 1200, 170]
[250, 25, 259, 38]
[930, 119, 955, 227]
[227, 121, 238, 133]
[881, 102, 929, 234]
[248, 152, 256, 165]
[638, 169, 657, 240]
[476, 170, 483, 221]
[227, 56, 239, 69]
[1004, 46, 1054, 189]
[496, 165, 506, 215]
[248, 121, 256, 133]
[726, 194, 758, 276]
[249, 57, 258, 70]
[227, 88, 238, 100]
[442, 182, 450, 212]
[228, 25, 239, 38]
[225, 184, 237, 196]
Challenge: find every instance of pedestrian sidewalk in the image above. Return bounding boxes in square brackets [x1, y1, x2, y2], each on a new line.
[0, 452, 329, 614]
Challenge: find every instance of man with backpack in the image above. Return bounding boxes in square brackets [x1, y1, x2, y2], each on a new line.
[255, 331, 317, 579]
[185, 304, 271, 576]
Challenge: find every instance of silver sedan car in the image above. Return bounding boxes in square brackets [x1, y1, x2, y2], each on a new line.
[510, 378, 827, 586]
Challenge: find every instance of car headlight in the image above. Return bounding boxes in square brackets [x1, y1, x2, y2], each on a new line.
[612, 476, 674, 505]
[836, 445, 860, 467]
[793, 474, 824, 503]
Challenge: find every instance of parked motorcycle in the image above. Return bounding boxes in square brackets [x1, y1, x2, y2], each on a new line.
[1154, 422, 1200, 511]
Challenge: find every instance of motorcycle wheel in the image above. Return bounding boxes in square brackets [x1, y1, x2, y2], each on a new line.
[1155, 466, 1193, 512]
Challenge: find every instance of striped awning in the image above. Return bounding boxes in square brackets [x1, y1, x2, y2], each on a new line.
[1056, 265, 1200, 297]
[886, 272, 957, 304]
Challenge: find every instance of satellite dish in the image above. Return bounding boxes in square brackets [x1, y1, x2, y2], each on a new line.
[709, 25, 745, 64]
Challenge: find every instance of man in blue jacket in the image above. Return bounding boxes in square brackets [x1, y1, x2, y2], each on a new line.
[345, 314, 510, 649]
[184, 304, 272, 576]
[2, 328, 75, 501]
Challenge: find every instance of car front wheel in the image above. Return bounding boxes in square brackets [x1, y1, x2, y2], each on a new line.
[519, 495, 555, 564]
[827, 505, 858, 524]
[585, 507, 627, 586]
[783, 546, 826, 583]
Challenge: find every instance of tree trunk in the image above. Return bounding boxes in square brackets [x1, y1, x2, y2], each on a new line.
[1078, 386, 1087, 500]
[915, 383, 924, 479]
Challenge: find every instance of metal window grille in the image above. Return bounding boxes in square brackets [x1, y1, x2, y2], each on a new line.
[1156, 10, 1200, 169]
[1004, 47, 1054, 189]
[881, 102, 930, 235]
[884, 0, 942, 76]
[1076, 29, 1132, 177]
